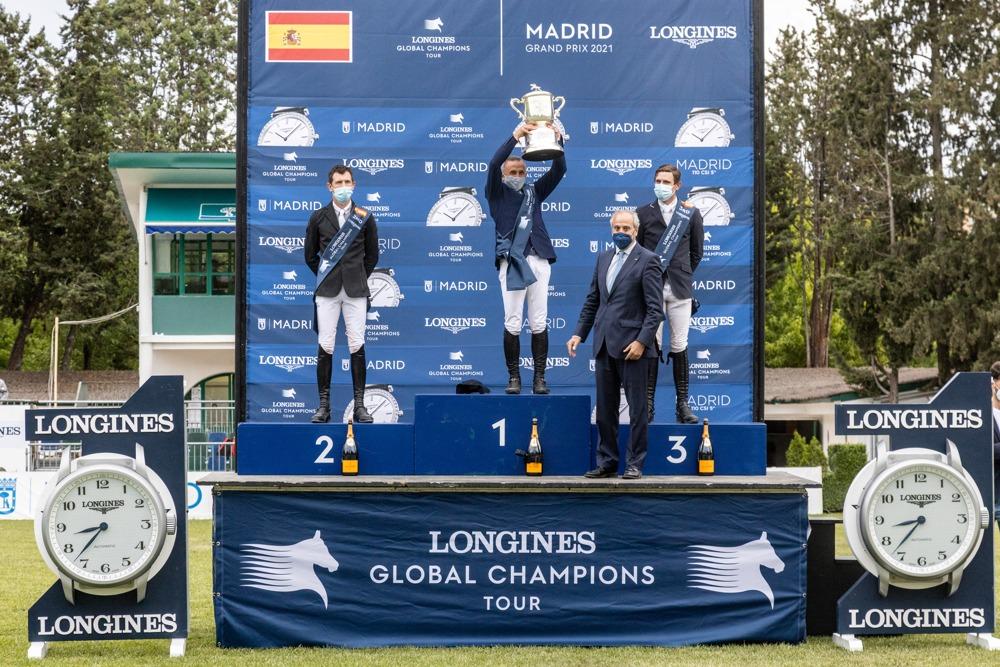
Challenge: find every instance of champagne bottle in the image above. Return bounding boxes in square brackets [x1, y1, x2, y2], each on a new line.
[698, 418, 714, 476]
[342, 420, 358, 476]
[515, 418, 544, 476]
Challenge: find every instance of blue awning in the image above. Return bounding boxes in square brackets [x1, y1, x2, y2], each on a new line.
[145, 224, 235, 235]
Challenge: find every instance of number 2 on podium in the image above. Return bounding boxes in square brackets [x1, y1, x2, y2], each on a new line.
[492, 418, 506, 447]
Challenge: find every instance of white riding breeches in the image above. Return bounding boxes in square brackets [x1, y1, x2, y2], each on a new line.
[655, 282, 692, 353]
[498, 255, 551, 334]
[315, 290, 367, 354]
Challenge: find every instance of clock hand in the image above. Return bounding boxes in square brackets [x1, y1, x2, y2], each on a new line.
[894, 515, 926, 553]
[892, 518, 921, 527]
[370, 283, 388, 300]
[75, 524, 105, 534]
[701, 202, 719, 217]
[371, 397, 389, 413]
[75, 522, 108, 562]
[444, 203, 472, 221]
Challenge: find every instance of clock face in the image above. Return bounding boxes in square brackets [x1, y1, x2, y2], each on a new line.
[344, 389, 401, 423]
[257, 112, 318, 147]
[367, 274, 403, 307]
[427, 193, 484, 227]
[44, 467, 164, 586]
[862, 461, 982, 578]
[688, 192, 734, 227]
[674, 114, 733, 148]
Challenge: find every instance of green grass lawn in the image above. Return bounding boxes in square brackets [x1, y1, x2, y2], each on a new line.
[2, 520, 1000, 665]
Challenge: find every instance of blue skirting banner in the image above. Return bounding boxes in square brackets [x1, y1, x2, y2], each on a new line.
[213, 490, 806, 647]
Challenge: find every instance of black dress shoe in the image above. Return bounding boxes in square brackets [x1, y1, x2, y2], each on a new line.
[584, 466, 617, 478]
[622, 467, 643, 480]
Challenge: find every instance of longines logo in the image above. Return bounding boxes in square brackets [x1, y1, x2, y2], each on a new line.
[258, 235, 305, 255]
[32, 413, 175, 435]
[363, 192, 401, 220]
[258, 355, 317, 373]
[396, 17, 472, 59]
[427, 233, 484, 263]
[551, 237, 570, 248]
[431, 350, 483, 379]
[342, 121, 406, 134]
[520, 356, 570, 369]
[36, 613, 179, 636]
[847, 607, 985, 630]
[901, 493, 941, 508]
[590, 158, 653, 176]
[648, 25, 738, 48]
[428, 111, 484, 143]
[341, 158, 405, 175]
[260, 155, 318, 183]
[262, 271, 310, 301]
[690, 315, 735, 334]
[424, 316, 487, 334]
[701, 230, 732, 263]
[843, 408, 983, 430]
[675, 158, 733, 177]
[83, 499, 125, 515]
[690, 348, 728, 379]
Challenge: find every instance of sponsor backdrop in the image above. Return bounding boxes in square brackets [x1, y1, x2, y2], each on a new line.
[214, 490, 805, 647]
[241, 0, 761, 423]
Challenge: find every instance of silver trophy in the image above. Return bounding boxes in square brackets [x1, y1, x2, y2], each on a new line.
[509, 84, 566, 161]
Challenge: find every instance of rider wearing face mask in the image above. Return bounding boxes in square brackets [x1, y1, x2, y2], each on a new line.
[304, 165, 380, 424]
[636, 164, 704, 425]
[486, 123, 567, 395]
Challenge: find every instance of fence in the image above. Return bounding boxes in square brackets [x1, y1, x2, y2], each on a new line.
[10, 400, 236, 473]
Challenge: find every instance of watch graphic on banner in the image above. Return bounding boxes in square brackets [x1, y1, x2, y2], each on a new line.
[843, 440, 990, 596]
[367, 268, 404, 308]
[674, 107, 734, 147]
[257, 107, 319, 146]
[426, 187, 486, 227]
[35, 444, 178, 604]
[343, 384, 404, 423]
[687, 186, 735, 227]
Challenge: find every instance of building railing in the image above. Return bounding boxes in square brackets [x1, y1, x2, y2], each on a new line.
[9, 399, 236, 473]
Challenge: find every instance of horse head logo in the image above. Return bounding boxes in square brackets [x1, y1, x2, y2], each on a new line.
[241, 530, 339, 609]
[687, 531, 784, 609]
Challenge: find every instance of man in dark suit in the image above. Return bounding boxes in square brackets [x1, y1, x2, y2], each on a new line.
[637, 164, 704, 424]
[568, 211, 664, 479]
[304, 165, 379, 424]
[486, 123, 567, 395]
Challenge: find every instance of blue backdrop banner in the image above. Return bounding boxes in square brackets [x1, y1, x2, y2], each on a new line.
[241, 0, 760, 422]
[214, 490, 806, 647]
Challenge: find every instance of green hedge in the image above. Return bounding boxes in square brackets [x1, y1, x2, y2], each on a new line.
[822, 443, 868, 513]
[786, 431, 828, 472]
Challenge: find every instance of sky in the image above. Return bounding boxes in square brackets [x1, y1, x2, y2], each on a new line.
[5, 0, 823, 55]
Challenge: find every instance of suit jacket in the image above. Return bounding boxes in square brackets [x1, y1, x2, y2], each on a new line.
[573, 243, 664, 359]
[636, 199, 704, 300]
[304, 201, 379, 298]
[485, 135, 567, 267]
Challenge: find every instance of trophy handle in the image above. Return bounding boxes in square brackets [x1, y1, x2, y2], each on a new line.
[552, 96, 566, 116]
[509, 97, 526, 121]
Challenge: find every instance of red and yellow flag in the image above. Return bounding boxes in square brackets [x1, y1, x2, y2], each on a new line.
[265, 11, 352, 62]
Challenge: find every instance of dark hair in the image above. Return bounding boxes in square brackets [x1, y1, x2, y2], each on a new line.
[991, 361, 1000, 380]
[653, 164, 681, 184]
[327, 164, 354, 183]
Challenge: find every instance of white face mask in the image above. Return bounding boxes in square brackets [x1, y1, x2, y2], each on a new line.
[994, 384, 1000, 402]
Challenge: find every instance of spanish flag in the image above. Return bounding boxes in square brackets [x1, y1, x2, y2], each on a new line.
[266, 11, 352, 62]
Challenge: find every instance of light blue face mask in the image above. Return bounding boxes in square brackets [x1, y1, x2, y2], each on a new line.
[503, 176, 526, 191]
[332, 186, 354, 204]
[654, 184, 675, 201]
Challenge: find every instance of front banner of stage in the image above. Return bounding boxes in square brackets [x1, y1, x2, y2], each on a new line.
[212, 482, 806, 647]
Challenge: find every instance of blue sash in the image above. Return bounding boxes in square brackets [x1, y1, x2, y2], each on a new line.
[315, 205, 368, 290]
[496, 184, 537, 291]
[654, 203, 695, 269]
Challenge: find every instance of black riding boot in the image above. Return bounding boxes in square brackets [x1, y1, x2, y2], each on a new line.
[647, 361, 658, 423]
[311, 346, 332, 423]
[350, 346, 374, 423]
[531, 329, 550, 395]
[672, 348, 698, 424]
[504, 330, 521, 394]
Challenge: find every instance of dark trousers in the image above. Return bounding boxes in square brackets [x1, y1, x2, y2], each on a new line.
[594, 346, 651, 471]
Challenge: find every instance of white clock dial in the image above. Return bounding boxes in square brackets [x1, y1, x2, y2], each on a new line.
[675, 114, 734, 148]
[343, 388, 402, 423]
[43, 467, 165, 586]
[862, 461, 982, 579]
[257, 112, 318, 147]
[427, 193, 484, 227]
[367, 274, 403, 308]
[688, 191, 734, 227]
